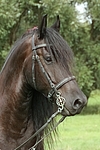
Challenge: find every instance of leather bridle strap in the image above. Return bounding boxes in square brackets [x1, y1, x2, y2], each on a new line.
[48, 76, 75, 100]
[29, 115, 66, 150]
[14, 110, 62, 150]
[32, 44, 47, 51]
[32, 35, 48, 89]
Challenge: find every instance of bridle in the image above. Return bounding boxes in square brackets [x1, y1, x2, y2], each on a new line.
[14, 34, 75, 150]
[31, 34, 75, 108]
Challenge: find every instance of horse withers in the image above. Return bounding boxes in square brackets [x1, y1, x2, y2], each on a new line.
[0, 15, 87, 150]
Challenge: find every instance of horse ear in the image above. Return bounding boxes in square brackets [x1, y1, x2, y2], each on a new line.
[51, 15, 60, 32]
[38, 14, 47, 39]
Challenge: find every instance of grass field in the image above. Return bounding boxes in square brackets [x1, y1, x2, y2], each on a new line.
[45, 90, 100, 150]
[51, 115, 100, 150]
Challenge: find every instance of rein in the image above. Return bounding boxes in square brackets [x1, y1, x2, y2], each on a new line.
[14, 109, 65, 150]
[28, 115, 66, 150]
[14, 34, 75, 150]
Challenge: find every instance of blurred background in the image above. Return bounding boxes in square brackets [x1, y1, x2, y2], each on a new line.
[0, 0, 100, 149]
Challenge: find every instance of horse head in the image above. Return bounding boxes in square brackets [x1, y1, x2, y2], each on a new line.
[23, 15, 87, 116]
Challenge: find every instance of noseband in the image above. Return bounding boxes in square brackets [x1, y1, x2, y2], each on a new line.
[31, 34, 75, 112]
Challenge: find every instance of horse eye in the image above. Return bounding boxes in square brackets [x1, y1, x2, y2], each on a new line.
[45, 55, 52, 63]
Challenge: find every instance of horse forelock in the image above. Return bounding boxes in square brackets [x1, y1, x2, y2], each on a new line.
[45, 28, 74, 74]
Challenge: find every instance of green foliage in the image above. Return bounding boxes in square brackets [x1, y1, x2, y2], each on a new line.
[70, 21, 100, 96]
[75, 56, 95, 97]
[0, 0, 39, 68]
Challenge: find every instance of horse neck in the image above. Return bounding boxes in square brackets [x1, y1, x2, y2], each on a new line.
[0, 42, 34, 137]
[0, 69, 33, 132]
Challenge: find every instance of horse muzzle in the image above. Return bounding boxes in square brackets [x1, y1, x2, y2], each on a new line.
[61, 94, 87, 116]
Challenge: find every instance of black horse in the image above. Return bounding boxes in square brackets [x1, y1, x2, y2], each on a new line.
[0, 15, 87, 150]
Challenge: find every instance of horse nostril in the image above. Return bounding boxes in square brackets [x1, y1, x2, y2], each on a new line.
[73, 99, 83, 109]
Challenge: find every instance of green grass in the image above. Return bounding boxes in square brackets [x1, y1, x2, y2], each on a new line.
[51, 115, 100, 150]
[45, 90, 100, 150]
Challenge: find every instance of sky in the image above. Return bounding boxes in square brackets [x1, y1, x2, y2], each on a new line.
[75, 3, 87, 22]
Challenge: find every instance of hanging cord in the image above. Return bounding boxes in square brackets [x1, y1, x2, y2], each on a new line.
[14, 110, 59, 150]
[28, 115, 66, 150]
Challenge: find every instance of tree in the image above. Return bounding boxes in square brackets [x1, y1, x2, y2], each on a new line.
[72, 0, 100, 96]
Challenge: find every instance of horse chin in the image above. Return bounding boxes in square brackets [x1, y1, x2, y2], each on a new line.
[61, 106, 84, 117]
[60, 107, 71, 117]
